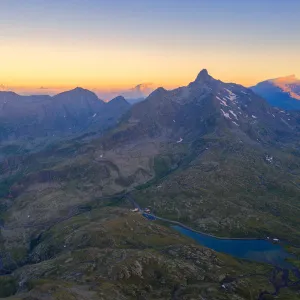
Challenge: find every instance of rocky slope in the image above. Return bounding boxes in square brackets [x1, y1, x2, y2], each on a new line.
[251, 75, 300, 110]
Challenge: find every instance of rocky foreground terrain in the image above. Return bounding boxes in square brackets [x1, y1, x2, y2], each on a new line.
[0, 207, 285, 300]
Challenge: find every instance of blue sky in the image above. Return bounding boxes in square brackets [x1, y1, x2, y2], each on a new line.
[2, 0, 299, 42]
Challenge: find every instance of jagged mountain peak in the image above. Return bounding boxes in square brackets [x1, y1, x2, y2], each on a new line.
[186, 69, 216, 92]
[194, 69, 213, 83]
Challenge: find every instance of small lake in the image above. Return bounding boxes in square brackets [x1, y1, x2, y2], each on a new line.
[172, 225, 294, 268]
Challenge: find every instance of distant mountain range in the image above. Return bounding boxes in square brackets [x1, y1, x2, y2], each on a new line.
[1, 71, 300, 146]
[0, 87, 130, 143]
[251, 75, 300, 110]
[3, 74, 300, 113]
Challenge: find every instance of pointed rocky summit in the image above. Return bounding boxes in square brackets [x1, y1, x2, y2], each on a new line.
[195, 69, 212, 83]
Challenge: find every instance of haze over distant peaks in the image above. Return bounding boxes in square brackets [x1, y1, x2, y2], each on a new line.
[133, 83, 154, 93]
[121, 82, 155, 103]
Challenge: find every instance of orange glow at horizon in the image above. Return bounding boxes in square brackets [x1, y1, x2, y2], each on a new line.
[1, 38, 299, 96]
[1, 0, 299, 98]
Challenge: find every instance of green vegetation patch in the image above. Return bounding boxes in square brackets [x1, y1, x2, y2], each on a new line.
[0, 276, 17, 298]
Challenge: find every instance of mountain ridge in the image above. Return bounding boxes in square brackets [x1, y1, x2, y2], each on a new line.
[0, 87, 130, 144]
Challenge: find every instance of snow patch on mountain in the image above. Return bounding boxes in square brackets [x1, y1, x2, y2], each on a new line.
[221, 109, 231, 119]
[224, 89, 237, 101]
[216, 96, 228, 107]
[229, 110, 238, 120]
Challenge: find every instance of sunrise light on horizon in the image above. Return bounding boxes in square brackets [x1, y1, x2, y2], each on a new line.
[1, 0, 299, 97]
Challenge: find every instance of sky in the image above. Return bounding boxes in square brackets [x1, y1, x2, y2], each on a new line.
[0, 0, 299, 98]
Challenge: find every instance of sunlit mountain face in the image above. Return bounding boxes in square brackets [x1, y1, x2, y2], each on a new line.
[251, 75, 300, 110]
[270, 75, 300, 100]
